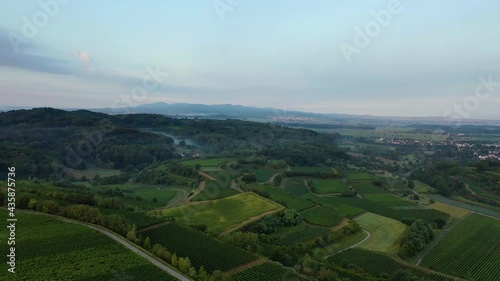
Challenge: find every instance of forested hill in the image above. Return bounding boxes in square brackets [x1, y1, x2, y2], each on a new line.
[0, 108, 348, 179]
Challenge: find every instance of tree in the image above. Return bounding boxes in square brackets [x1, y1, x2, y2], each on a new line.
[171, 253, 178, 268]
[407, 180, 415, 189]
[143, 237, 151, 250]
[0, 192, 4, 206]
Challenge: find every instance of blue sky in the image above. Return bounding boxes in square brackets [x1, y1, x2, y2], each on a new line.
[1, 0, 499, 118]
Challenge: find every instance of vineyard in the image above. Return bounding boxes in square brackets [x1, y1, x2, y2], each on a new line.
[363, 193, 415, 207]
[139, 223, 257, 273]
[351, 182, 385, 194]
[284, 178, 310, 196]
[0, 212, 176, 281]
[403, 209, 450, 224]
[274, 226, 330, 245]
[420, 214, 500, 281]
[100, 208, 165, 229]
[232, 262, 310, 281]
[191, 185, 239, 201]
[328, 248, 456, 281]
[301, 206, 344, 227]
[344, 171, 376, 181]
[250, 185, 316, 211]
[305, 195, 365, 217]
[313, 179, 348, 194]
[157, 193, 282, 233]
[355, 212, 406, 253]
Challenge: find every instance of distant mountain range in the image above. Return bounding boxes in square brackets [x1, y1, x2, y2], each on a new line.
[2, 102, 500, 126]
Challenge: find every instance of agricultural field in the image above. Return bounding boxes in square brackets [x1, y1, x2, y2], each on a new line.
[179, 157, 239, 167]
[427, 202, 469, 218]
[363, 193, 416, 207]
[98, 184, 180, 209]
[355, 212, 407, 253]
[292, 166, 333, 173]
[344, 171, 376, 181]
[155, 193, 283, 234]
[139, 223, 257, 273]
[191, 185, 239, 201]
[253, 169, 284, 182]
[301, 206, 344, 227]
[414, 180, 437, 193]
[232, 262, 309, 281]
[328, 248, 456, 281]
[65, 166, 121, 180]
[274, 226, 331, 246]
[100, 208, 166, 229]
[250, 185, 316, 211]
[284, 178, 310, 196]
[313, 179, 348, 194]
[351, 181, 386, 194]
[304, 195, 365, 217]
[426, 194, 500, 218]
[420, 214, 500, 281]
[312, 230, 368, 259]
[403, 209, 451, 224]
[0, 212, 177, 280]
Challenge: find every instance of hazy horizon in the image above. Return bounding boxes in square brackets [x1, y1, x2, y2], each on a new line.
[1, 1, 500, 119]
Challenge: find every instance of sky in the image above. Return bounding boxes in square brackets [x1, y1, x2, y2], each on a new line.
[0, 0, 499, 119]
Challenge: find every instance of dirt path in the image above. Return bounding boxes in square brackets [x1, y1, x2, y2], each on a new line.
[325, 229, 371, 259]
[331, 167, 338, 175]
[331, 218, 349, 232]
[219, 206, 285, 237]
[230, 179, 243, 192]
[225, 258, 267, 275]
[18, 210, 191, 281]
[265, 171, 283, 185]
[165, 188, 189, 208]
[186, 181, 206, 202]
[198, 171, 215, 181]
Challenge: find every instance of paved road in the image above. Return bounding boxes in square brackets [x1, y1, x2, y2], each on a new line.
[60, 218, 191, 281]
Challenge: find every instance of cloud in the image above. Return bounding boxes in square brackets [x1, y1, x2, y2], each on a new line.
[0, 28, 215, 96]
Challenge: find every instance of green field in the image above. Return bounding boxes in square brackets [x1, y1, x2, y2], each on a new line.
[421, 214, 500, 281]
[351, 181, 385, 194]
[414, 180, 436, 193]
[179, 157, 239, 167]
[253, 169, 283, 182]
[312, 230, 368, 259]
[250, 185, 316, 211]
[99, 184, 179, 208]
[284, 178, 310, 196]
[344, 171, 376, 181]
[155, 193, 283, 234]
[355, 212, 407, 253]
[301, 206, 344, 227]
[0, 212, 177, 280]
[292, 166, 333, 173]
[313, 179, 348, 194]
[191, 185, 240, 201]
[328, 248, 455, 281]
[274, 226, 331, 245]
[428, 202, 469, 218]
[363, 193, 416, 207]
[139, 223, 257, 273]
[232, 262, 309, 281]
[304, 195, 365, 217]
[100, 208, 166, 229]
